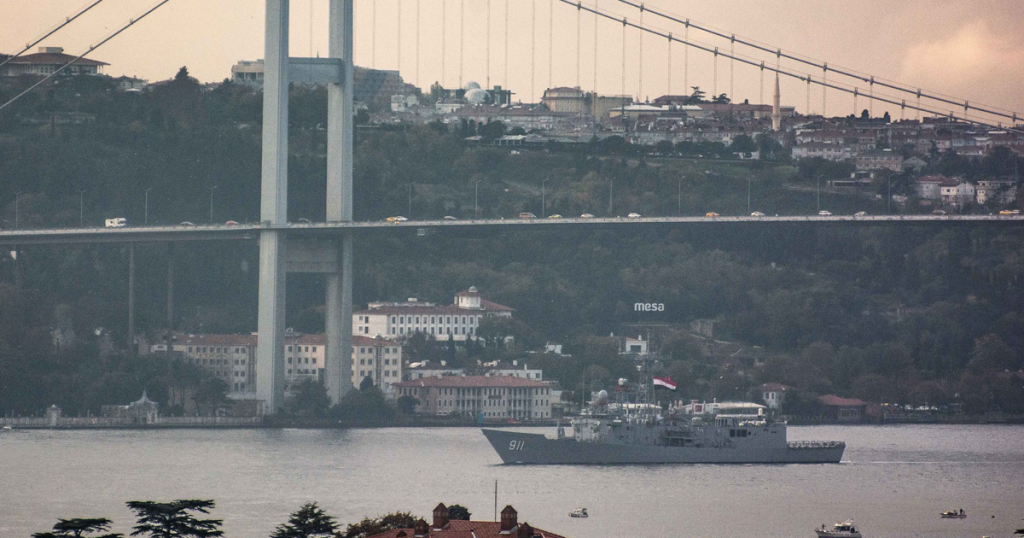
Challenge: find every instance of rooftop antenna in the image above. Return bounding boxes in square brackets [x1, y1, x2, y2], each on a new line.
[494, 480, 498, 521]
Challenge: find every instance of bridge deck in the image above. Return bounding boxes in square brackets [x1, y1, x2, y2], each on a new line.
[1, 215, 1022, 246]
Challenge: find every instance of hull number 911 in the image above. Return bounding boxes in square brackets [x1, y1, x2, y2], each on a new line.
[509, 440, 526, 451]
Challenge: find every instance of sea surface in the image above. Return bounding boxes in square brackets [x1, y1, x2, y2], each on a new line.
[2, 425, 1023, 538]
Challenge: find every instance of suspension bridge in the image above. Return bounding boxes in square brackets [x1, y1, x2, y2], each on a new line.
[1, 0, 1021, 413]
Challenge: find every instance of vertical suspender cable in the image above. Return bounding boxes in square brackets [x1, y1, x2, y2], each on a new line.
[459, 0, 464, 89]
[577, 3, 582, 89]
[822, 64, 827, 118]
[712, 48, 718, 98]
[532, 0, 537, 102]
[504, 0, 510, 88]
[594, 0, 599, 93]
[487, 0, 492, 89]
[397, 0, 402, 73]
[729, 37, 734, 101]
[806, 77, 811, 116]
[549, 0, 554, 89]
[638, 7, 643, 101]
[442, 0, 447, 87]
[667, 34, 672, 96]
[372, 0, 377, 67]
[416, 0, 421, 87]
[683, 22, 689, 93]
[759, 64, 764, 105]
[622, 18, 627, 100]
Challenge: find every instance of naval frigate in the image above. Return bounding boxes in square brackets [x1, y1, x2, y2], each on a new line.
[482, 363, 845, 464]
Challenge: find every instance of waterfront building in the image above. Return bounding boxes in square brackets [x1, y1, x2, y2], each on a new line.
[145, 332, 402, 395]
[394, 376, 552, 420]
[354, 287, 514, 341]
[760, 383, 793, 411]
[367, 504, 566, 538]
[856, 149, 904, 172]
[0, 47, 108, 77]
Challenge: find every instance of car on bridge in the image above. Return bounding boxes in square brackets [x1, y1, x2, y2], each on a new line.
[179, 221, 195, 226]
[627, 213, 641, 218]
[932, 210, 947, 215]
[751, 211, 765, 217]
[519, 212, 536, 219]
[854, 211, 868, 217]
[818, 211, 832, 216]
[705, 212, 719, 218]
[548, 214, 563, 219]
[999, 210, 1021, 216]
[386, 216, 408, 223]
[443, 216, 458, 220]
[580, 213, 595, 218]
[225, 221, 239, 226]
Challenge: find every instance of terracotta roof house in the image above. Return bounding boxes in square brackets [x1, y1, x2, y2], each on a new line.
[368, 504, 568, 538]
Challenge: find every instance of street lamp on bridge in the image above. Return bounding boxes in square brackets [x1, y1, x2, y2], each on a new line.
[145, 188, 153, 226]
[475, 179, 481, 219]
[79, 190, 86, 227]
[542, 178, 548, 218]
[15, 192, 23, 229]
[208, 186, 218, 224]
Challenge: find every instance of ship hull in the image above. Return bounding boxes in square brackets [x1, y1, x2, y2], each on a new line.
[482, 429, 845, 464]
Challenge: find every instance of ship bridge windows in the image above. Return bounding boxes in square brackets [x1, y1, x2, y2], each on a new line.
[729, 429, 750, 438]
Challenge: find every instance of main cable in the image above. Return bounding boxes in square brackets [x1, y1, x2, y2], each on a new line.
[613, 0, 1022, 124]
[556, 0, 1023, 133]
[0, 0, 107, 71]
[0, 0, 173, 114]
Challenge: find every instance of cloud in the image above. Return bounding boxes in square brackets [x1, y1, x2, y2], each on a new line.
[900, 20, 1024, 102]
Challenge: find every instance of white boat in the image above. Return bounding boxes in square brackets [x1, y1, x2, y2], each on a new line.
[815, 520, 861, 538]
[569, 508, 588, 518]
[940, 510, 966, 519]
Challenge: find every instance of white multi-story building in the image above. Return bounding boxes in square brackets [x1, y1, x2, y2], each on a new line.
[354, 287, 514, 341]
[394, 376, 553, 421]
[941, 181, 976, 206]
[146, 332, 402, 395]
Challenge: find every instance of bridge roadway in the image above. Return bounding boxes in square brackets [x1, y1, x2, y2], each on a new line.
[1, 214, 1023, 246]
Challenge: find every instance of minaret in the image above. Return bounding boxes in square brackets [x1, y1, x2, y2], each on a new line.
[772, 74, 782, 131]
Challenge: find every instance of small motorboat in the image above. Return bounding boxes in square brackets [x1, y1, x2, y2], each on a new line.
[569, 508, 588, 518]
[815, 520, 861, 538]
[940, 510, 967, 519]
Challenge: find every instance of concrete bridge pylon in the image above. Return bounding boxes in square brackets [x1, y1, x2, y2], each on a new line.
[257, 0, 355, 413]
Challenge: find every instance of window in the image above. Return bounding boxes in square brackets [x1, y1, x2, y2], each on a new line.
[312, 346, 317, 352]
[288, 358, 292, 364]
[287, 346, 292, 352]
[312, 358, 317, 364]
[305, 346, 310, 352]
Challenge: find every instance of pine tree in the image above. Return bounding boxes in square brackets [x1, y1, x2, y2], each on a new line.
[32, 518, 122, 538]
[271, 503, 339, 538]
[126, 500, 223, 538]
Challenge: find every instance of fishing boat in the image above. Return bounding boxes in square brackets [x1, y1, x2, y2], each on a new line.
[941, 510, 967, 519]
[815, 520, 862, 538]
[569, 508, 588, 518]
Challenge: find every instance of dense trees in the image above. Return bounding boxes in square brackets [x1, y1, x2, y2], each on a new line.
[125, 500, 223, 538]
[32, 518, 122, 538]
[2, 69, 1023, 415]
[271, 503, 339, 538]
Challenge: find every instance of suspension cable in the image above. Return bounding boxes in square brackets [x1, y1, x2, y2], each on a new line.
[556, 0, 1023, 133]
[0, 0, 107, 71]
[613, 0, 1022, 124]
[0, 0, 174, 114]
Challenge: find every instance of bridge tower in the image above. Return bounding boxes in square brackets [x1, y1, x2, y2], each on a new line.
[257, 0, 355, 412]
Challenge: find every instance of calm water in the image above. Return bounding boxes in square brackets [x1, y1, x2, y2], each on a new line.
[2, 425, 1023, 538]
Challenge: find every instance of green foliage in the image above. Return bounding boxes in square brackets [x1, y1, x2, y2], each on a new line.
[447, 505, 471, 521]
[331, 387, 396, 425]
[396, 395, 420, 415]
[286, 380, 333, 418]
[125, 500, 223, 538]
[32, 518, 122, 538]
[358, 375, 375, 391]
[340, 512, 417, 538]
[271, 503, 339, 538]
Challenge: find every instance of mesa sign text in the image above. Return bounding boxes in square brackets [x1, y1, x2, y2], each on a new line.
[634, 303, 665, 312]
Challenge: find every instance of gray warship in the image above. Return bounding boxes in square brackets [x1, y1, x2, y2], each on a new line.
[482, 365, 845, 464]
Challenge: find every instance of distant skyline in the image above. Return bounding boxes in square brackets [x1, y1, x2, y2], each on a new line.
[2, 0, 1023, 121]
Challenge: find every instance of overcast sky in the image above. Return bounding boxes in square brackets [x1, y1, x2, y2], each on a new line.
[2, 0, 1022, 121]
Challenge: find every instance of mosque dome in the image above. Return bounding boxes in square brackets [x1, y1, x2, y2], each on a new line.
[464, 81, 482, 91]
[465, 88, 490, 105]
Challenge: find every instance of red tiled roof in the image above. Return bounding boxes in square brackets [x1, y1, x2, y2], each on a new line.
[355, 300, 514, 315]
[818, 395, 867, 407]
[394, 375, 549, 389]
[9, 52, 108, 67]
[353, 335, 397, 347]
[371, 520, 567, 538]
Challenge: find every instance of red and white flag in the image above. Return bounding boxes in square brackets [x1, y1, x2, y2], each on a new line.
[653, 376, 677, 390]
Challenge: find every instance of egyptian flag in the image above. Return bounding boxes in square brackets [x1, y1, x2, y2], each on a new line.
[653, 376, 677, 390]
